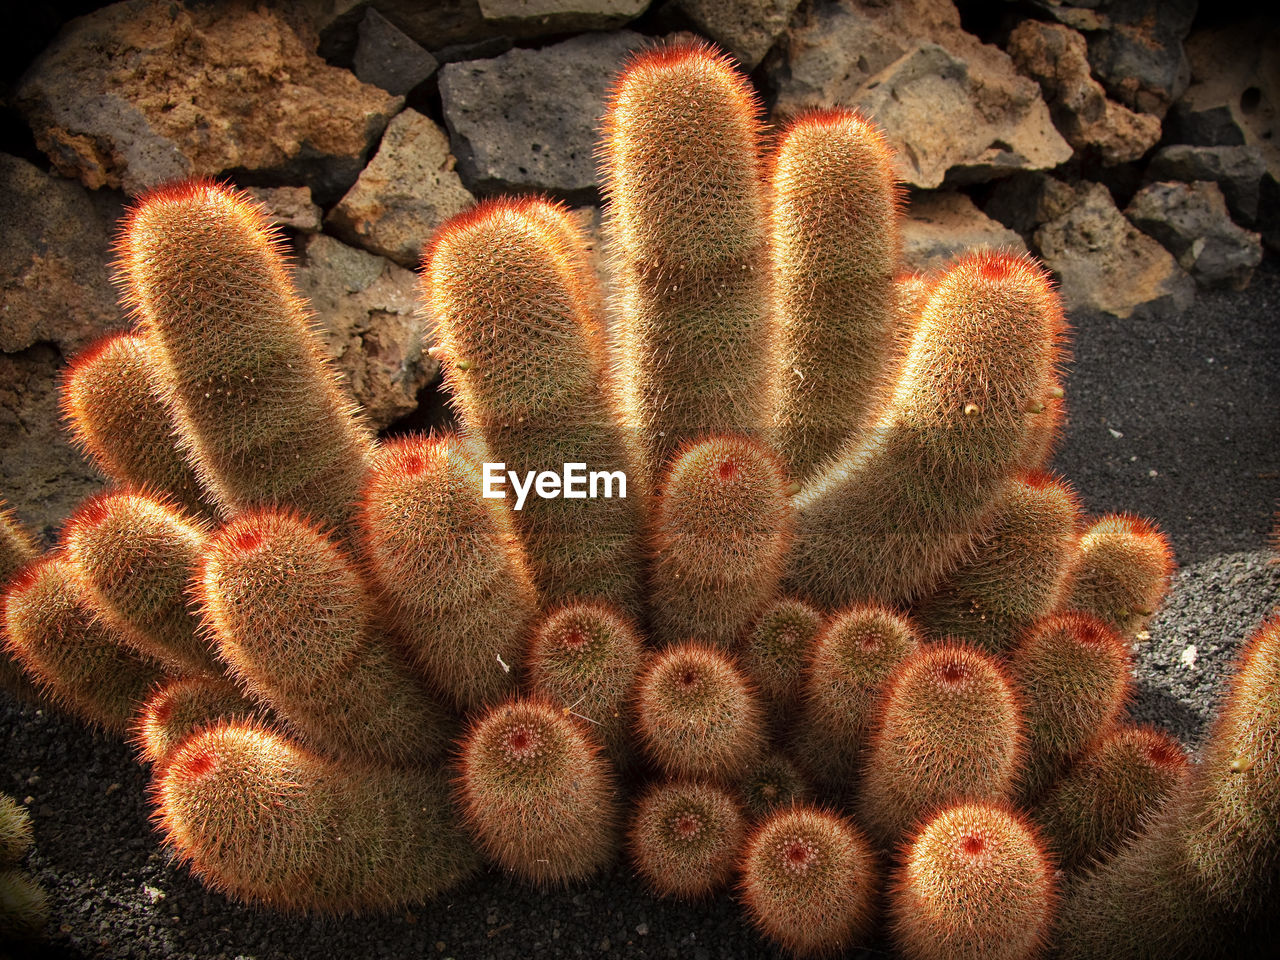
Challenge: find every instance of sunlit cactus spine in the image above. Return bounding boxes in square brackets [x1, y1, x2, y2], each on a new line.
[0, 501, 41, 701]
[1064, 514, 1173, 637]
[739, 805, 879, 957]
[740, 597, 823, 728]
[422, 197, 643, 612]
[736, 751, 812, 821]
[629, 779, 746, 899]
[1010, 612, 1132, 801]
[457, 698, 618, 886]
[358, 434, 536, 712]
[634, 642, 765, 782]
[525, 599, 644, 771]
[649, 435, 793, 648]
[890, 803, 1055, 960]
[198, 510, 450, 766]
[154, 722, 477, 911]
[60, 331, 211, 518]
[0, 795, 33, 866]
[602, 42, 772, 477]
[1036, 724, 1189, 872]
[913, 473, 1081, 655]
[860, 642, 1024, 844]
[3, 557, 163, 732]
[786, 252, 1068, 609]
[793, 605, 921, 793]
[118, 180, 374, 531]
[134, 675, 261, 765]
[62, 491, 216, 676]
[770, 108, 903, 481]
[0, 793, 47, 941]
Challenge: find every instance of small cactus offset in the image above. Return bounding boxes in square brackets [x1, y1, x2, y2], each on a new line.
[1064, 514, 1173, 637]
[736, 751, 813, 821]
[0, 502, 41, 701]
[134, 675, 262, 765]
[0, 793, 48, 944]
[740, 597, 823, 728]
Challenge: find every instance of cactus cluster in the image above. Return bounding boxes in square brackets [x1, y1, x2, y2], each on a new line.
[1, 39, 1275, 958]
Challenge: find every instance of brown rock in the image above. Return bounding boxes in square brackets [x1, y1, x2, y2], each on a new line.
[1083, 0, 1196, 118]
[479, 0, 649, 31]
[669, 0, 802, 69]
[983, 172, 1079, 240]
[245, 186, 324, 234]
[16, 0, 402, 200]
[774, 0, 1071, 188]
[327, 110, 474, 269]
[1035, 182, 1195, 319]
[0, 155, 124, 355]
[1007, 20, 1161, 166]
[901, 191, 1027, 273]
[290, 234, 439, 430]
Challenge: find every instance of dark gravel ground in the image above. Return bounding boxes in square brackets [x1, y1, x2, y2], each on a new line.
[3, 260, 1278, 960]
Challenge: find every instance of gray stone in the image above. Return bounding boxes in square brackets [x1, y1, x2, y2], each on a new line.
[668, 0, 802, 69]
[983, 171, 1079, 240]
[773, 0, 1070, 189]
[15, 0, 402, 201]
[245, 186, 324, 234]
[1035, 182, 1195, 319]
[327, 110, 474, 269]
[439, 31, 648, 197]
[290, 235, 439, 430]
[479, 0, 649, 30]
[0, 155, 124, 355]
[1146, 145, 1267, 226]
[900, 191, 1027, 273]
[354, 7, 438, 96]
[1126, 181, 1264, 291]
[1083, 0, 1196, 118]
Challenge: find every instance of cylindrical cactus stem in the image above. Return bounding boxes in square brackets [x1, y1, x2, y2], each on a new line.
[0, 501, 43, 703]
[198, 510, 451, 767]
[2, 556, 164, 732]
[1180, 617, 1280, 912]
[859, 642, 1024, 846]
[649, 435, 794, 648]
[1037, 724, 1189, 872]
[422, 198, 643, 613]
[0, 869, 49, 942]
[1064, 514, 1173, 637]
[736, 750, 812, 822]
[0, 795, 34, 866]
[602, 42, 773, 477]
[60, 332, 213, 518]
[1010, 612, 1132, 801]
[785, 252, 1068, 609]
[358, 435, 537, 713]
[154, 721, 478, 912]
[634, 642, 766, 782]
[739, 805, 879, 957]
[133, 675, 263, 765]
[770, 109, 903, 481]
[792, 606, 921, 793]
[890, 803, 1055, 960]
[62, 491, 217, 676]
[457, 698, 618, 886]
[740, 597, 822, 728]
[525, 599, 645, 772]
[629, 779, 746, 899]
[912, 472, 1082, 656]
[118, 180, 374, 531]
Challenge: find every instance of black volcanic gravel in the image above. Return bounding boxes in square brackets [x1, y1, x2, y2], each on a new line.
[3, 260, 1278, 960]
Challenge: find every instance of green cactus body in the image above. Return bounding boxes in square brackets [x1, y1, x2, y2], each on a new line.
[2, 557, 163, 732]
[1064, 514, 1173, 637]
[628, 779, 746, 899]
[859, 643, 1024, 845]
[458, 699, 618, 886]
[634, 642, 765, 782]
[913, 473, 1082, 655]
[793, 606, 921, 793]
[119, 181, 374, 531]
[134, 675, 263, 765]
[785, 252, 1068, 609]
[736, 751, 812, 822]
[739, 805, 879, 957]
[770, 109, 902, 481]
[155, 722, 477, 911]
[0, 502, 42, 703]
[63, 491, 217, 676]
[740, 598, 823, 728]
[602, 42, 772, 478]
[422, 198, 643, 612]
[890, 803, 1055, 960]
[198, 510, 450, 766]
[526, 599, 645, 772]
[1037, 724, 1189, 872]
[61, 332, 212, 518]
[649, 435, 793, 649]
[358, 434, 536, 712]
[0, 795, 33, 866]
[1010, 613, 1132, 801]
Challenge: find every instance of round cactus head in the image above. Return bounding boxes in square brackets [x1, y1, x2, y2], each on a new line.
[736, 750, 812, 821]
[1066, 513, 1174, 637]
[741, 597, 823, 719]
[628, 779, 746, 899]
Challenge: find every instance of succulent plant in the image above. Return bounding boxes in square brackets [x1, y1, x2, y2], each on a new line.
[1064, 514, 1173, 637]
[0, 794, 49, 942]
[628, 779, 745, 898]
